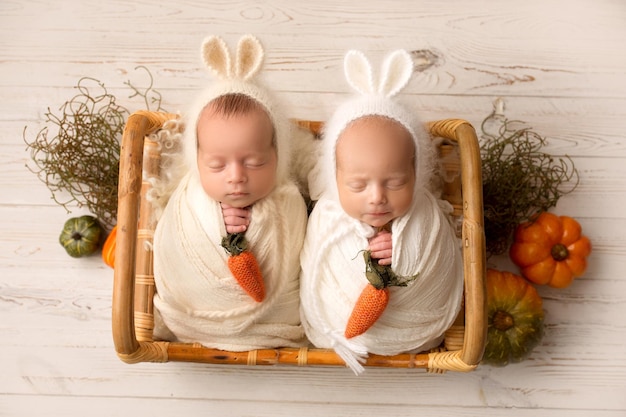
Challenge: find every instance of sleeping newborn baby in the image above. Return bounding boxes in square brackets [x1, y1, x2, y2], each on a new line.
[151, 35, 308, 351]
[300, 49, 463, 373]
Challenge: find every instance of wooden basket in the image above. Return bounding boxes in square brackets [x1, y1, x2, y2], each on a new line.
[112, 110, 486, 372]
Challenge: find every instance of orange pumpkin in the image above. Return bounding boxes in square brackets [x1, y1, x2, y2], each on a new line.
[509, 212, 591, 288]
[102, 225, 117, 268]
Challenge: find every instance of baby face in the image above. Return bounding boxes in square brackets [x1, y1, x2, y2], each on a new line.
[335, 117, 416, 228]
[196, 105, 277, 208]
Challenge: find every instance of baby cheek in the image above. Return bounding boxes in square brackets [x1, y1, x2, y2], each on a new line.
[396, 190, 414, 215]
[198, 167, 225, 196]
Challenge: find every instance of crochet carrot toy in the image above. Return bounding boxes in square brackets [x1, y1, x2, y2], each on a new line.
[345, 251, 418, 339]
[221, 232, 266, 302]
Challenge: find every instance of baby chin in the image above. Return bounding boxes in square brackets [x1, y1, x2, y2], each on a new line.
[361, 212, 394, 228]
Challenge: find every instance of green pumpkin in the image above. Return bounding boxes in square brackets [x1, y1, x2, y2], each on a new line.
[482, 269, 545, 366]
[59, 215, 103, 258]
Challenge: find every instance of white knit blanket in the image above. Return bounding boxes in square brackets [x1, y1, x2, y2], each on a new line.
[299, 189, 463, 373]
[152, 172, 308, 350]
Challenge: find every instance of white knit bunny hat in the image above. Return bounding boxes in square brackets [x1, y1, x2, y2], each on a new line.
[320, 49, 434, 199]
[183, 35, 291, 184]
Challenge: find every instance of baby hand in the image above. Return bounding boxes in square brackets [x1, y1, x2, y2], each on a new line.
[220, 203, 251, 234]
[368, 230, 392, 266]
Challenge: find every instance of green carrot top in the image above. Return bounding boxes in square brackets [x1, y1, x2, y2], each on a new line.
[363, 250, 419, 290]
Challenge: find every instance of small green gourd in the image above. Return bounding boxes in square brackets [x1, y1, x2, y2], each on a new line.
[59, 215, 103, 258]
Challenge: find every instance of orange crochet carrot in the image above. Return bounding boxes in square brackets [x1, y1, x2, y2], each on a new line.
[221, 232, 265, 302]
[345, 284, 390, 339]
[345, 251, 418, 339]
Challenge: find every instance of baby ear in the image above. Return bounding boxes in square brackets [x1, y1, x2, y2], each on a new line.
[201, 35, 232, 79]
[235, 35, 264, 80]
[378, 49, 413, 97]
[344, 50, 374, 95]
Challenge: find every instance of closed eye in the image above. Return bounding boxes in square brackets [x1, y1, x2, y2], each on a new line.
[347, 182, 366, 192]
[245, 160, 266, 168]
[386, 179, 408, 190]
[206, 162, 225, 171]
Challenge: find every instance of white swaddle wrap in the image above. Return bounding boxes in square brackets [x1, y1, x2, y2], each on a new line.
[299, 48, 464, 373]
[153, 173, 307, 350]
[300, 190, 463, 372]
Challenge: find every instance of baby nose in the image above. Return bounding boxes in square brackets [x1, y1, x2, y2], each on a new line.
[227, 163, 247, 183]
[369, 185, 387, 205]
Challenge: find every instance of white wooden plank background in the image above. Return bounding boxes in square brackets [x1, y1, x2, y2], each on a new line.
[1, 0, 625, 415]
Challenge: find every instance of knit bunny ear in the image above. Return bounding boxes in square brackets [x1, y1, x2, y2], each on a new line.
[378, 49, 413, 97]
[344, 50, 375, 95]
[235, 35, 264, 80]
[202, 36, 232, 79]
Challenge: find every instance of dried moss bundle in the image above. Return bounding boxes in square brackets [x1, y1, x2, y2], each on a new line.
[24, 67, 163, 231]
[125, 65, 164, 112]
[480, 111, 578, 256]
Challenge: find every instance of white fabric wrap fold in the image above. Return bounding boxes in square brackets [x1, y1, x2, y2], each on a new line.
[300, 189, 463, 372]
[153, 172, 307, 350]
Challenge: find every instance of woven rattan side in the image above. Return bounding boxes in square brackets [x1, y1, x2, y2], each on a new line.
[113, 111, 177, 362]
[428, 119, 487, 369]
[112, 111, 486, 371]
